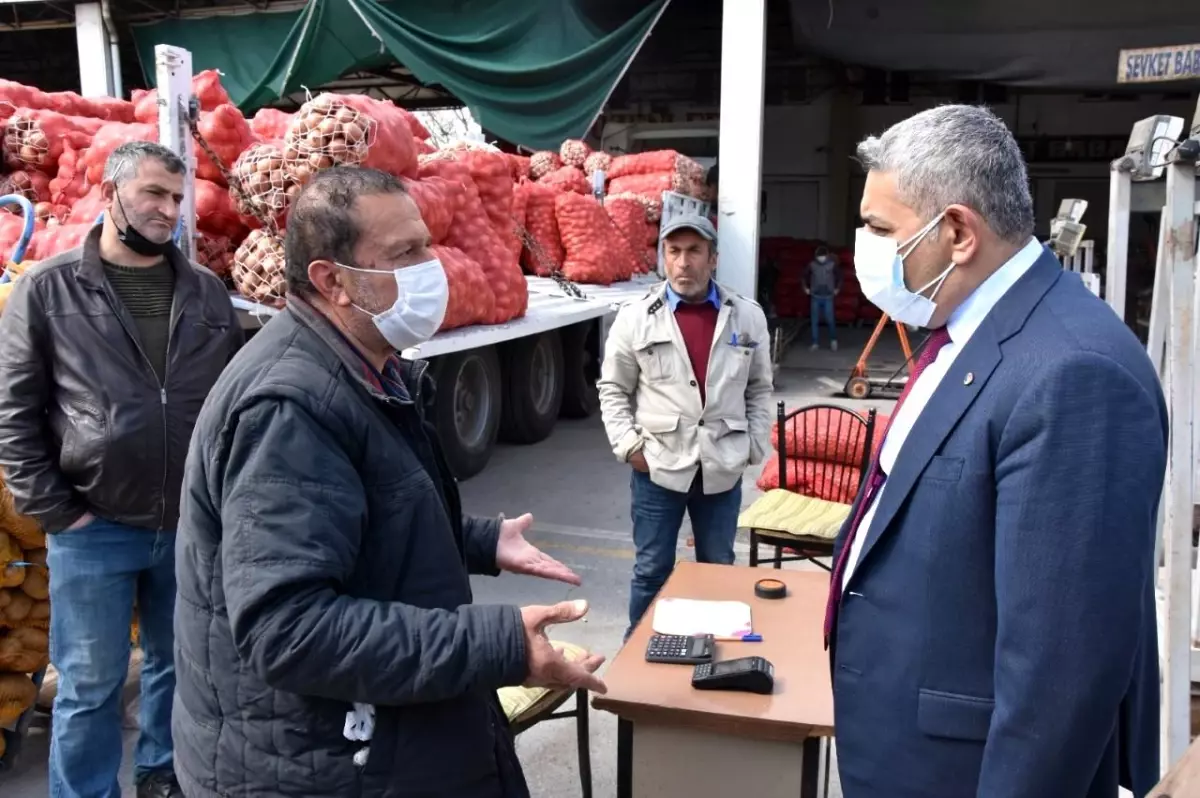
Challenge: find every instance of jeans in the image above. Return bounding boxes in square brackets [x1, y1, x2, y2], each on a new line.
[47, 518, 177, 798]
[811, 295, 837, 344]
[627, 470, 742, 636]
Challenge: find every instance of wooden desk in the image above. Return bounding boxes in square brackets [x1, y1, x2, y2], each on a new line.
[593, 562, 834, 798]
[1151, 733, 1200, 797]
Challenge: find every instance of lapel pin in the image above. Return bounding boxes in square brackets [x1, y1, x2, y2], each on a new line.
[963, 372, 975, 386]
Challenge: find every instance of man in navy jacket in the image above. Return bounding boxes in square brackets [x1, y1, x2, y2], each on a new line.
[827, 104, 1165, 797]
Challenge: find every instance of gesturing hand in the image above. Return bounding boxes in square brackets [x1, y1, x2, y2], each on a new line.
[521, 600, 607, 694]
[496, 513, 581, 586]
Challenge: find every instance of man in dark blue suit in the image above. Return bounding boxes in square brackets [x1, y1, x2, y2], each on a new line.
[827, 105, 1166, 798]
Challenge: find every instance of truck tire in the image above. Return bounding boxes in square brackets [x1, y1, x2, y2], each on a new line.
[559, 321, 600, 419]
[499, 332, 564, 445]
[431, 346, 502, 480]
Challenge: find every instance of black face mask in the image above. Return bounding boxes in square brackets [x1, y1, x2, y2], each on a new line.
[114, 191, 173, 258]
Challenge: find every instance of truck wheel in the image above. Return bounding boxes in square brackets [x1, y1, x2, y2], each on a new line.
[500, 332, 564, 445]
[559, 322, 600, 419]
[432, 346, 501, 480]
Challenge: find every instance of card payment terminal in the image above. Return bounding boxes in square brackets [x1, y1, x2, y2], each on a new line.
[691, 656, 775, 695]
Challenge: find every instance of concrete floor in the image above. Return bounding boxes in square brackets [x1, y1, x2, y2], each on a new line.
[2, 323, 903, 798]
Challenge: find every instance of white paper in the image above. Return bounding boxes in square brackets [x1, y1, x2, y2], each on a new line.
[651, 598, 753, 640]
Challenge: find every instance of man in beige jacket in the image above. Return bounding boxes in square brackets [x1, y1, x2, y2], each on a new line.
[599, 214, 774, 636]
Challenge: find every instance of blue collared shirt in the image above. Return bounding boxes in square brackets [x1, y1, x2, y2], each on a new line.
[665, 281, 720, 311]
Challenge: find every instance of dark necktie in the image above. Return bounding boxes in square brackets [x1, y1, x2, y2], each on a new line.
[823, 326, 953, 642]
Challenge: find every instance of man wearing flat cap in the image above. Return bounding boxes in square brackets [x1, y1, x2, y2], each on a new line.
[599, 214, 774, 637]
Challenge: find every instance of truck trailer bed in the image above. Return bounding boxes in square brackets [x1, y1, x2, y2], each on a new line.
[229, 274, 659, 359]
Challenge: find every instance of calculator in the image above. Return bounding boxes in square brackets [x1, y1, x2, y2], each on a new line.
[644, 633, 715, 665]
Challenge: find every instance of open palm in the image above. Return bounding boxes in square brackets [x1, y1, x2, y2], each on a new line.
[496, 513, 581, 586]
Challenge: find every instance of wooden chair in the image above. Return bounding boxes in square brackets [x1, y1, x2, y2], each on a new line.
[740, 401, 877, 570]
[497, 641, 592, 798]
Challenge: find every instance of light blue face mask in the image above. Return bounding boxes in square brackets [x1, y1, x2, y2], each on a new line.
[853, 211, 954, 328]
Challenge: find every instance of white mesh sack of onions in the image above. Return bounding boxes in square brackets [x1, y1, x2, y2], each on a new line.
[231, 142, 300, 222]
[2, 108, 103, 174]
[232, 229, 287, 308]
[281, 93, 419, 186]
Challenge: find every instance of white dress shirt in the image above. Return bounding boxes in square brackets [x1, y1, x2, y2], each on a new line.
[840, 238, 1044, 592]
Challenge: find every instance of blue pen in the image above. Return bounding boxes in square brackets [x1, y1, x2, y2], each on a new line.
[742, 633, 763, 642]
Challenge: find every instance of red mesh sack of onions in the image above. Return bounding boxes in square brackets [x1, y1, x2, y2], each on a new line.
[606, 197, 656, 274]
[83, 122, 157, 185]
[397, 108, 431, 141]
[441, 148, 515, 253]
[195, 105, 256, 187]
[529, 151, 561, 180]
[196, 233, 235, 278]
[232, 229, 287, 307]
[37, 202, 68, 226]
[607, 150, 706, 187]
[3, 109, 105, 174]
[559, 139, 591, 168]
[66, 185, 106, 226]
[195, 178, 248, 241]
[433, 245, 495, 331]
[516, 181, 563, 277]
[26, 223, 93, 262]
[133, 70, 231, 124]
[538, 166, 589, 195]
[555, 192, 637, 285]
[283, 93, 417, 185]
[401, 176, 461, 244]
[583, 151, 612, 177]
[607, 172, 700, 200]
[415, 139, 437, 155]
[0, 81, 134, 123]
[417, 157, 526, 323]
[231, 141, 298, 225]
[250, 108, 293, 141]
[508, 180, 529, 264]
[0, 214, 38, 260]
[49, 141, 88, 205]
[610, 191, 664, 224]
[55, 93, 134, 123]
[506, 154, 530, 181]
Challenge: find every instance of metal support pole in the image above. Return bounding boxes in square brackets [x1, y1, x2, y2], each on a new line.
[73, 3, 111, 98]
[155, 45, 195, 261]
[715, 0, 766, 300]
[1160, 155, 1197, 772]
[1106, 166, 1131, 321]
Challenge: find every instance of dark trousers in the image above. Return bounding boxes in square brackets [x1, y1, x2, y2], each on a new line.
[626, 470, 742, 637]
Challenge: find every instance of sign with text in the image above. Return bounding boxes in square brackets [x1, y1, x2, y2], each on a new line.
[1118, 44, 1200, 84]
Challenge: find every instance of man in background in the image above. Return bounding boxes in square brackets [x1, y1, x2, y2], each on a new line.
[0, 141, 242, 798]
[805, 245, 842, 351]
[599, 214, 773, 638]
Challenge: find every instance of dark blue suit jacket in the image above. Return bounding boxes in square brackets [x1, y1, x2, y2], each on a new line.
[830, 248, 1166, 798]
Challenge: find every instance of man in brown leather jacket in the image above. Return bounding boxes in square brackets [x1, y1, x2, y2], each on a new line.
[0, 141, 242, 798]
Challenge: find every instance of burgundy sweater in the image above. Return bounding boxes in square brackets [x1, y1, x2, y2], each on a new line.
[674, 301, 719, 404]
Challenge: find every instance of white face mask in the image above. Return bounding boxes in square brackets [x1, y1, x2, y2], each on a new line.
[337, 259, 449, 351]
[854, 211, 955, 328]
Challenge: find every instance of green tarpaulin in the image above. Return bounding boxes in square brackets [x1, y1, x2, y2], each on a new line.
[130, 0, 668, 150]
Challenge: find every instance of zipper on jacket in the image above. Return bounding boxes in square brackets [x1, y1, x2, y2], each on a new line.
[98, 281, 178, 531]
